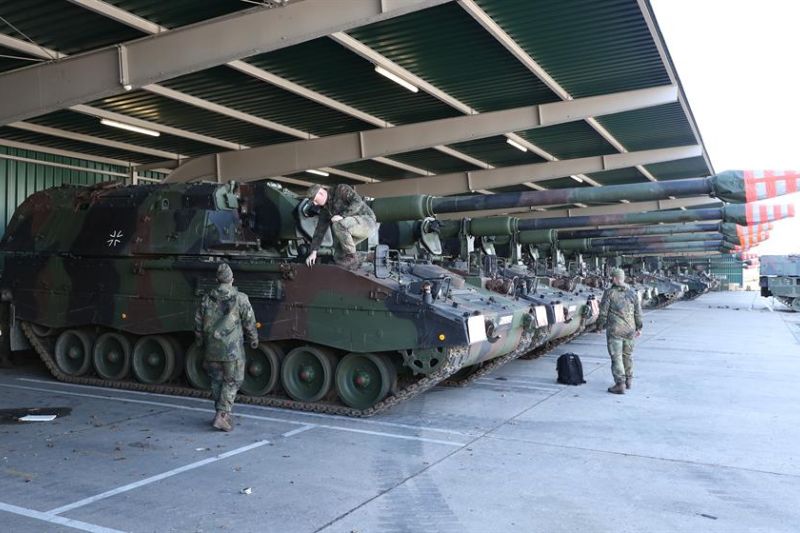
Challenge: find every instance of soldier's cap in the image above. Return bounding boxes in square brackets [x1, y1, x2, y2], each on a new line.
[306, 184, 327, 200]
[611, 268, 626, 280]
[217, 263, 234, 283]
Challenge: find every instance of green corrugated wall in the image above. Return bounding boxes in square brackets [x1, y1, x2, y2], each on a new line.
[0, 146, 129, 237]
[681, 254, 744, 285]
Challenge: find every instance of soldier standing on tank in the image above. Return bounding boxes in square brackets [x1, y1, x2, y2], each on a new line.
[596, 267, 643, 394]
[194, 263, 259, 432]
[304, 184, 377, 270]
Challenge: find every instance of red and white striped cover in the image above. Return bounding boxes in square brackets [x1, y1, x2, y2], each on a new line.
[744, 203, 795, 225]
[743, 170, 799, 202]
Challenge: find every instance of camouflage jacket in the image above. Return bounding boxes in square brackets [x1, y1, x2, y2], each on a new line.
[310, 184, 376, 252]
[597, 284, 643, 339]
[194, 283, 258, 361]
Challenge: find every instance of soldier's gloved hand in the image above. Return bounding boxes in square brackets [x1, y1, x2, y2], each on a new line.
[250, 340, 260, 349]
[305, 250, 317, 267]
[635, 329, 641, 338]
[331, 215, 343, 223]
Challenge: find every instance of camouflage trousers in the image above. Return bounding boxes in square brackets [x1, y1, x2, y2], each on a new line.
[606, 334, 634, 384]
[204, 357, 245, 413]
[332, 215, 376, 263]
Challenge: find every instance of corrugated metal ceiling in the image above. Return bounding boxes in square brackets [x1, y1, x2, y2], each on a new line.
[0, 126, 159, 164]
[106, 0, 253, 29]
[245, 37, 464, 126]
[349, 2, 562, 113]
[0, 0, 143, 54]
[473, 0, 671, 98]
[27, 110, 221, 158]
[161, 66, 373, 138]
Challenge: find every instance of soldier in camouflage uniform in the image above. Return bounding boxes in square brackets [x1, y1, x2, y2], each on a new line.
[194, 263, 259, 431]
[596, 268, 643, 394]
[304, 184, 377, 270]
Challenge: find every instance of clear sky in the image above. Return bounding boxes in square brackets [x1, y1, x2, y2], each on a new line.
[650, 0, 800, 254]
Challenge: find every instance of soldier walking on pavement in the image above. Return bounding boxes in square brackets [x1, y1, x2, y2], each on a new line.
[304, 184, 377, 270]
[596, 268, 643, 395]
[195, 263, 259, 431]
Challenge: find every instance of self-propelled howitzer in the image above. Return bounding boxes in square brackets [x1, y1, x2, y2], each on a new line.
[0, 180, 545, 416]
[378, 217, 598, 352]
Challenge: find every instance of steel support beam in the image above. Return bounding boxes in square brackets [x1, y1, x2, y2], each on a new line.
[0, 152, 129, 178]
[0, 34, 65, 60]
[9, 122, 181, 160]
[0, 0, 453, 125]
[358, 145, 703, 197]
[165, 85, 678, 183]
[0, 139, 135, 167]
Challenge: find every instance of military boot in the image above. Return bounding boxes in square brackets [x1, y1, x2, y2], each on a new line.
[625, 377, 632, 390]
[212, 411, 224, 429]
[607, 381, 626, 395]
[221, 413, 234, 432]
[212, 411, 233, 432]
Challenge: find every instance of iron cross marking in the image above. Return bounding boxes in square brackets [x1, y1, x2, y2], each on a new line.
[107, 230, 123, 247]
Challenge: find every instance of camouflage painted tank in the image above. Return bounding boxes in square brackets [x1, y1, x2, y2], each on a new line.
[376, 217, 561, 370]
[380, 216, 602, 351]
[0, 180, 546, 416]
[760, 255, 800, 312]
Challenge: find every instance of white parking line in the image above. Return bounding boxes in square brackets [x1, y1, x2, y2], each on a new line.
[15, 377, 477, 437]
[477, 377, 561, 389]
[0, 501, 123, 533]
[47, 439, 272, 516]
[313, 424, 464, 447]
[281, 425, 316, 438]
[0, 383, 467, 447]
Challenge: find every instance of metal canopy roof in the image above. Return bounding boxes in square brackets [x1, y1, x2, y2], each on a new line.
[0, 0, 713, 212]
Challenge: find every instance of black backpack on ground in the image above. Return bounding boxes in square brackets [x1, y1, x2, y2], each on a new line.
[556, 353, 586, 385]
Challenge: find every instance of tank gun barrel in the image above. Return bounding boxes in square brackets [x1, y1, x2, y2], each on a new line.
[515, 202, 795, 230]
[559, 232, 729, 249]
[558, 222, 722, 239]
[596, 240, 731, 255]
[370, 170, 800, 222]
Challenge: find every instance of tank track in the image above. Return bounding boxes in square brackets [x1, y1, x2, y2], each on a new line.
[21, 321, 468, 418]
[441, 328, 540, 387]
[519, 329, 583, 360]
[519, 312, 591, 361]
